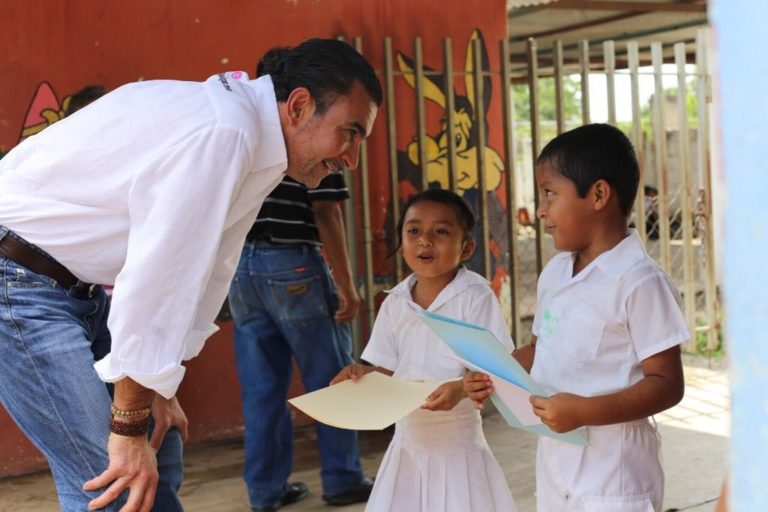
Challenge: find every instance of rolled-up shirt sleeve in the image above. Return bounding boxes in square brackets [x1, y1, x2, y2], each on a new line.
[94, 124, 256, 398]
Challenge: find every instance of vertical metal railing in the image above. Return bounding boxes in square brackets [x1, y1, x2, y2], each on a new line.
[383, 37, 403, 284]
[527, 38, 544, 275]
[443, 38, 459, 194]
[553, 40, 565, 135]
[342, 33, 718, 354]
[354, 37, 375, 348]
[500, 38, 522, 343]
[651, 42, 672, 272]
[697, 29, 719, 351]
[472, 36, 492, 281]
[580, 40, 591, 124]
[414, 38, 429, 190]
[675, 42, 697, 339]
[604, 40, 617, 126]
[627, 41, 647, 243]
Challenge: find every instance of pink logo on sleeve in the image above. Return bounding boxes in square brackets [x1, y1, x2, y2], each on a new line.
[231, 71, 244, 80]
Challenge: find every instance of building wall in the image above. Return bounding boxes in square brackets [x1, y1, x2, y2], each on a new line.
[0, 0, 506, 477]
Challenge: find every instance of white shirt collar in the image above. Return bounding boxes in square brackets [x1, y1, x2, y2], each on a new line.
[386, 266, 488, 311]
[245, 75, 287, 172]
[583, 229, 648, 280]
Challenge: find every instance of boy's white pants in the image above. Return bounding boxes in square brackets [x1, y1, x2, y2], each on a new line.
[536, 418, 663, 512]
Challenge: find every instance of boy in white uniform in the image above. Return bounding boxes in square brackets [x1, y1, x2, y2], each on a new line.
[465, 124, 690, 511]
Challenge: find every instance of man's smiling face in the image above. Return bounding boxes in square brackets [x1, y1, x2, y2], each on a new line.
[284, 81, 378, 188]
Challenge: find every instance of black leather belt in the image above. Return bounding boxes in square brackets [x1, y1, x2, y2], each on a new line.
[0, 230, 94, 293]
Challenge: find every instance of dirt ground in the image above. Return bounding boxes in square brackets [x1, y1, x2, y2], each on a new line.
[0, 355, 728, 512]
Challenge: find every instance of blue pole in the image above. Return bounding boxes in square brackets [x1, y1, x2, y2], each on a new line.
[712, 1, 768, 509]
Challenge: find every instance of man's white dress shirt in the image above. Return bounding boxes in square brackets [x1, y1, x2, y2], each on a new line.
[0, 72, 287, 398]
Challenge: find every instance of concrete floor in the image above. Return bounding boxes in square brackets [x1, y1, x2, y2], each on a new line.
[0, 356, 729, 512]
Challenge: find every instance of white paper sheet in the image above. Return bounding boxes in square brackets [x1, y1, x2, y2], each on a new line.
[288, 371, 442, 430]
[486, 370, 541, 426]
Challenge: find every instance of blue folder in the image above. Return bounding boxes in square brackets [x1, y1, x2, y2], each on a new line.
[419, 309, 588, 446]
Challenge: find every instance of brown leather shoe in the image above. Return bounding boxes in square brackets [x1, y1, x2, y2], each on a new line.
[251, 482, 309, 511]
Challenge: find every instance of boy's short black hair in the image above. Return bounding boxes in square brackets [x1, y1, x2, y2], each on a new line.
[257, 39, 383, 115]
[392, 188, 476, 254]
[536, 123, 640, 217]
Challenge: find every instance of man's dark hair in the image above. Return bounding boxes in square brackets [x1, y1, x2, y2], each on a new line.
[536, 123, 640, 217]
[256, 38, 383, 115]
[65, 85, 107, 116]
[391, 188, 476, 255]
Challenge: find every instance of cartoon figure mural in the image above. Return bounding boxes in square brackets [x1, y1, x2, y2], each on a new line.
[17, 82, 106, 143]
[393, 29, 511, 302]
[396, 29, 505, 194]
[18, 82, 70, 142]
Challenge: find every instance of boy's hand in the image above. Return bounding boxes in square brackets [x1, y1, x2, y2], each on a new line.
[463, 372, 494, 411]
[330, 363, 373, 385]
[422, 380, 465, 411]
[530, 392, 586, 433]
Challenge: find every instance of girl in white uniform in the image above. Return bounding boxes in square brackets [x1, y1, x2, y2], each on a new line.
[466, 124, 690, 512]
[332, 189, 517, 512]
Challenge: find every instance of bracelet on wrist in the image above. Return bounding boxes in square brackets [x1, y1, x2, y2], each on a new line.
[109, 415, 150, 437]
[110, 405, 151, 419]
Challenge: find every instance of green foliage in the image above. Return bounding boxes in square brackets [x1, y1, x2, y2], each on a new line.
[684, 315, 724, 359]
[512, 76, 582, 143]
[512, 75, 703, 142]
[513, 76, 581, 123]
[628, 77, 701, 138]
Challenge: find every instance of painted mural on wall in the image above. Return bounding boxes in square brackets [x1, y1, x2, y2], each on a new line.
[15, 82, 106, 144]
[396, 29, 504, 194]
[393, 29, 510, 298]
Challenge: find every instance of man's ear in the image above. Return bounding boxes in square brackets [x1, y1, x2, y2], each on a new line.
[592, 179, 612, 211]
[284, 87, 315, 127]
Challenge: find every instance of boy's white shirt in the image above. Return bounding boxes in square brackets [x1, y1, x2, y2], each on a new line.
[531, 229, 690, 398]
[531, 230, 689, 511]
[362, 266, 514, 382]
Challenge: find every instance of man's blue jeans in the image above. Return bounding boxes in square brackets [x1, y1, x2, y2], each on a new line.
[0, 227, 183, 511]
[228, 242, 365, 508]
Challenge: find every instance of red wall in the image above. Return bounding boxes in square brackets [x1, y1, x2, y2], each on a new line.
[0, 0, 507, 477]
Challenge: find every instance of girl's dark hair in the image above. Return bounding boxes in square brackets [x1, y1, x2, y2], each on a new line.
[391, 188, 476, 255]
[256, 39, 383, 115]
[536, 123, 640, 217]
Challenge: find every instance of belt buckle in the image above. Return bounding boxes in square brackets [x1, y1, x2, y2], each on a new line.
[71, 281, 98, 299]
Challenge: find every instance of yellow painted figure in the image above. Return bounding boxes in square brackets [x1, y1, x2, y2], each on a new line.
[397, 30, 504, 192]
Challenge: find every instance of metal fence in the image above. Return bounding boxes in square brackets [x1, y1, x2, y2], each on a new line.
[343, 29, 719, 354]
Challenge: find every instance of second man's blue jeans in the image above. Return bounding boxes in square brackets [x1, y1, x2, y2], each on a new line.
[228, 242, 365, 508]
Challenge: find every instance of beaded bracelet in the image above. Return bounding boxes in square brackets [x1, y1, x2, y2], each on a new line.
[110, 405, 151, 419]
[109, 415, 150, 437]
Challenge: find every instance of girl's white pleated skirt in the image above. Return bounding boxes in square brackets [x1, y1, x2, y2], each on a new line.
[365, 399, 517, 512]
